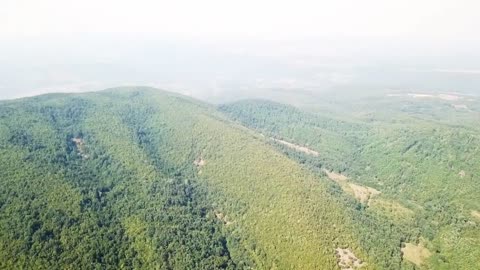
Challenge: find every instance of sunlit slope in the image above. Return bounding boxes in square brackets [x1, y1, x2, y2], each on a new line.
[220, 99, 480, 208]
[220, 98, 480, 269]
[0, 88, 375, 269]
[84, 88, 375, 269]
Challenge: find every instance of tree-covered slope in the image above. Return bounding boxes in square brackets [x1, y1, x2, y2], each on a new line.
[0, 87, 393, 269]
[220, 97, 480, 269]
[0, 91, 236, 269]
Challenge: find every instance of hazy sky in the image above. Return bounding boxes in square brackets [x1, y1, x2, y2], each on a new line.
[1, 0, 480, 100]
[2, 0, 479, 39]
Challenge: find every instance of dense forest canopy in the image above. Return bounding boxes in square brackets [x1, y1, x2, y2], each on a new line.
[0, 87, 479, 269]
[220, 92, 480, 269]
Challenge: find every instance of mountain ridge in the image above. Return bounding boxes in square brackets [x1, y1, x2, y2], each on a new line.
[0, 87, 376, 269]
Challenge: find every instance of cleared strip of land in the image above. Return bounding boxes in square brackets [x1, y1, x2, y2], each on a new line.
[322, 169, 381, 205]
[272, 138, 319, 156]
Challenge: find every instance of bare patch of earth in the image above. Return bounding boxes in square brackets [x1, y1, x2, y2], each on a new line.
[323, 169, 348, 182]
[335, 248, 365, 270]
[72, 137, 88, 159]
[214, 210, 233, 226]
[194, 157, 206, 167]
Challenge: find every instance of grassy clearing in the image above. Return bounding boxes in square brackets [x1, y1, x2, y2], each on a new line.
[348, 183, 381, 205]
[369, 199, 415, 220]
[401, 242, 432, 267]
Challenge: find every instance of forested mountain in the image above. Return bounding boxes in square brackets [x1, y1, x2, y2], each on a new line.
[220, 93, 480, 270]
[0, 87, 478, 269]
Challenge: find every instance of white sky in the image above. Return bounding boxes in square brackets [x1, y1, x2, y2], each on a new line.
[2, 0, 480, 100]
[1, 0, 479, 39]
